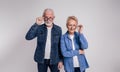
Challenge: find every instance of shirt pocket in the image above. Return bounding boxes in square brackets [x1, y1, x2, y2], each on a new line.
[53, 35, 60, 43]
[37, 31, 46, 42]
[53, 32, 60, 43]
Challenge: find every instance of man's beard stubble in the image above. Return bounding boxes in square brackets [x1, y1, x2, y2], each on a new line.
[45, 20, 53, 27]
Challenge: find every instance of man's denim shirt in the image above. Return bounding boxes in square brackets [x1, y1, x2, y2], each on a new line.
[25, 23, 63, 64]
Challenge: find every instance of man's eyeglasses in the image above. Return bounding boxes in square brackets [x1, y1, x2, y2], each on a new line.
[44, 17, 54, 21]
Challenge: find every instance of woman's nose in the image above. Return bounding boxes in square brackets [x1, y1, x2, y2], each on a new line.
[71, 26, 74, 30]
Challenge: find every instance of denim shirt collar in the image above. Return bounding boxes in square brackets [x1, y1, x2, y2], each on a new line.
[65, 31, 78, 40]
[43, 23, 56, 30]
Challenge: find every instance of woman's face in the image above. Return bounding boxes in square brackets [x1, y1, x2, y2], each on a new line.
[67, 19, 77, 35]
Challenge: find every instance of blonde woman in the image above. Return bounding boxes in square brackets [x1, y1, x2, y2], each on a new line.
[60, 16, 89, 72]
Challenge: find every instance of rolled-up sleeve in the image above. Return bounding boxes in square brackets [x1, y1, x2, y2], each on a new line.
[78, 33, 88, 49]
[25, 23, 39, 40]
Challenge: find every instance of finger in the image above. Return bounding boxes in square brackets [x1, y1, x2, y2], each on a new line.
[58, 66, 62, 70]
[58, 65, 62, 70]
[38, 17, 43, 21]
[58, 65, 60, 70]
[78, 24, 83, 28]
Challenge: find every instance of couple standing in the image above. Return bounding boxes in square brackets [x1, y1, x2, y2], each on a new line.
[25, 8, 89, 72]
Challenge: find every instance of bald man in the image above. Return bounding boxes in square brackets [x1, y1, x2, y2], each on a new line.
[25, 8, 63, 72]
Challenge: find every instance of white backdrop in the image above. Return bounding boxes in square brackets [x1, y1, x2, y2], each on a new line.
[0, 0, 120, 72]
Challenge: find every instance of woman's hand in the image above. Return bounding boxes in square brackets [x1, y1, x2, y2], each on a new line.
[77, 24, 83, 34]
[79, 50, 84, 54]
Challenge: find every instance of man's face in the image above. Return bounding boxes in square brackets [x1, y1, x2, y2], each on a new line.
[44, 11, 54, 27]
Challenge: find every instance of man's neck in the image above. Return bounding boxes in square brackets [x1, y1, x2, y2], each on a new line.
[45, 22, 53, 28]
[47, 25, 53, 28]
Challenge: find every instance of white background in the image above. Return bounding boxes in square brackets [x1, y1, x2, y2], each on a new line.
[0, 0, 120, 72]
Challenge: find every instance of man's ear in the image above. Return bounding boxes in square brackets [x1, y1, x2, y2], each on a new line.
[42, 14, 44, 17]
[53, 16, 55, 19]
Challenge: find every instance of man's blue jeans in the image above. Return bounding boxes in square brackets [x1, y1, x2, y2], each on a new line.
[74, 67, 85, 72]
[37, 59, 59, 72]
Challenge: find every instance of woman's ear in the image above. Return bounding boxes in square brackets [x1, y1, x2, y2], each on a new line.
[66, 23, 68, 29]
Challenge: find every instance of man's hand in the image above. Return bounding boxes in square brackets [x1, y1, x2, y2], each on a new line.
[77, 24, 83, 33]
[58, 62, 63, 70]
[36, 17, 44, 25]
[79, 50, 84, 54]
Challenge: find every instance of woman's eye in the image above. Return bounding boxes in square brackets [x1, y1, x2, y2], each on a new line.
[69, 25, 72, 26]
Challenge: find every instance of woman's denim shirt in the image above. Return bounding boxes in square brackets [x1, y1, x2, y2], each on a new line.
[60, 31, 89, 72]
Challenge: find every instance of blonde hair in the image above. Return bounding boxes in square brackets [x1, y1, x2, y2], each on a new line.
[66, 16, 78, 25]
